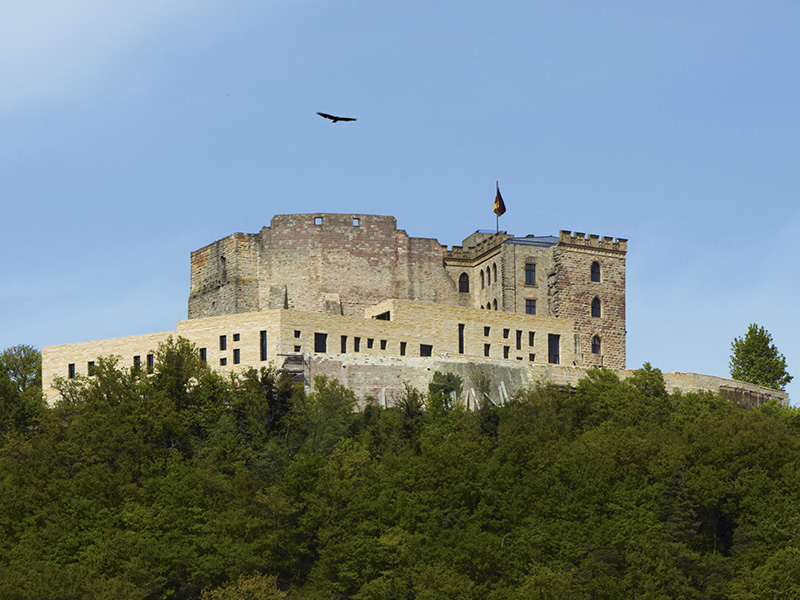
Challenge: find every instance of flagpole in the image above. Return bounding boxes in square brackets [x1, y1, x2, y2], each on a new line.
[496, 181, 499, 233]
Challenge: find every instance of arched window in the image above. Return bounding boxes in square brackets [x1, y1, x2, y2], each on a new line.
[592, 335, 601, 354]
[459, 272, 470, 293]
[591, 261, 601, 282]
[486, 267, 491, 286]
[591, 297, 601, 318]
[481, 270, 485, 289]
[492, 263, 497, 284]
[493, 299, 498, 310]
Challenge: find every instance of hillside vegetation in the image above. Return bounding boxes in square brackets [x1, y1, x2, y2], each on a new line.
[1, 338, 800, 599]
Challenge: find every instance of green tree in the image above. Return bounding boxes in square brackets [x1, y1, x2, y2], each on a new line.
[729, 324, 792, 391]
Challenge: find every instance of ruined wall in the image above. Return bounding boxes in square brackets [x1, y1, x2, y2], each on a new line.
[549, 231, 627, 370]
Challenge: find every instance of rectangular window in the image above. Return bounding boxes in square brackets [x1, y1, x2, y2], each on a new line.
[220, 357, 227, 366]
[458, 323, 465, 354]
[354, 337, 361, 352]
[200, 348, 207, 363]
[548, 334, 560, 365]
[315, 332, 327, 353]
[529, 332, 535, 346]
[367, 338, 374, 349]
[400, 342, 407, 356]
[353, 217, 360, 226]
[525, 263, 536, 286]
[260, 330, 268, 361]
[484, 326, 490, 336]
[233, 349, 240, 364]
[314, 216, 323, 225]
[529, 353, 535, 362]
[420, 344, 433, 357]
[294, 330, 301, 338]
[133, 355, 141, 370]
[380, 339, 387, 350]
[525, 299, 536, 315]
[341, 335, 347, 353]
[503, 328, 510, 339]
[516, 330, 522, 350]
[294, 345, 301, 352]
[146, 353, 155, 374]
[68, 363, 76, 379]
[87, 361, 95, 376]
[220, 335, 227, 351]
[503, 346, 510, 359]
[484, 343, 491, 357]
[233, 333, 240, 342]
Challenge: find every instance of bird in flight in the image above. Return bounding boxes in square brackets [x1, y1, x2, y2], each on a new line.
[317, 112, 357, 123]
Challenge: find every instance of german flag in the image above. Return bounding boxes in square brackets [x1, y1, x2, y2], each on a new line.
[493, 182, 506, 216]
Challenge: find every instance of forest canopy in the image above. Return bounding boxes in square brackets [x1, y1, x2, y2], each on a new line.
[1, 338, 800, 599]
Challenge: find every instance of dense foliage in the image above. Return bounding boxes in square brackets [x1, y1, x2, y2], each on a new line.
[729, 323, 792, 391]
[2, 340, 800, 599]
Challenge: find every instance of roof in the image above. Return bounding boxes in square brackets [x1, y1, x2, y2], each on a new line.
[505, 235, 559, 247]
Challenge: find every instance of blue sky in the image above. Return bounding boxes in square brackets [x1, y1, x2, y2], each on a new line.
[2, 1, 799, 400]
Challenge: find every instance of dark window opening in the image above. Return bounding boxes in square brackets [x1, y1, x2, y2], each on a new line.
[529, 353, 535, 362]
[68, 363, 76, 379]
[459, 272, 470, 293]
[341, 335, 347, 353]
[516, 330, 522, 350]
[493, 299, 497, 310]
[133, 355, 141, 371]
[380, 339, 387, 350]
[458, 323, 465, 354]
[493, 263, 497, 284]
[525, 263, 536, 286]
[294, 330, 301, 338]
[260, 331, 268, 361]
[591, 261, 601, 282]
[420, 344, 433, 357]
[375, 311, 391, 321]
[481, 271, 485, 289]
[592, 297, 601, 318]
[486, 267, 491, 285]
[367, 338, 374, 349]
[146, 354, 154, 374]
[525, 299, 536, 315]
[484, 326, 490, 336]
[315, 332, 328, 353]
[400, 342, 407, 356]
[484, 343, 491, 357]
[503, 346, 510, 359]
[592, 335, 601, 355]
[220, 335, 227, 351]
[87, 361, 95, 376]
[354, 337, 361, 352]
[233, 333, 240, 342]
[220, 357, 227, 366]
[200, 348, 207, 363]
[528, 332, 535, 346]
[233, 349, 241, 364]
[503, 328, 510, 339]
[294, 345, 301, 352]
[548, 334, 560, 365]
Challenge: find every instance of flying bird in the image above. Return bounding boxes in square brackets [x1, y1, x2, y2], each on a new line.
[317, 112, 357, 123]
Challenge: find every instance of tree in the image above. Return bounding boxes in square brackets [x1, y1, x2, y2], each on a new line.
[729, 324, 792, 391]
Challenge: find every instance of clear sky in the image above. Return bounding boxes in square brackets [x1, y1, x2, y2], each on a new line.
[2, 1, 799, 401]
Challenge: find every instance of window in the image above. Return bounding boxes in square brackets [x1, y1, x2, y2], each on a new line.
[87, 361, 95, 376]
[220, 357, 227, 366]
[133, 355, 141, 370]
[233, 349, 241, 364]
[484, 343, 491, 357]
[400, 342, 407, 356]
[200, 348, 207, 363]
[503, 346, 510, 359]
[493, 299, 498, 310]
[481, 270, 485, 289]
[592, 297, 601, 318]
[367, 338, 374, 349]
[459, 272, 470, 293]
[525, 263, 536, 286]
[294, 330, 301, 338]
[592, 335, 601, 355]
[516, 330, 522, 350]
[294, 345, 301, 352]
[233, 333, 240, 342]
[458, 323, 465, 354]
[341, 335, 347, 353]
[314, 216, 323, 225]
[354, 337, 361, 352]
[260, 331, 268, 361]
[529, 353, 535, 362]
[528, 331, 535, 346]
[220, 335, 227, 351]
[147, 354, 154, 374]
[353, 217, 360, 226]
[380, 339, 387, 350]
[486, 267, 491, 286]
[484, 326, 491, 336]
[548, 334, 560, 365]
[525, 299, 536, 315]
[315, 332, 327, 353]
[591, 261, 601, 283]
[68, 363, 76, 379]
[420, 344, 433, 357]
[493, 263, 497, 284]
[503, 328, 510, 339]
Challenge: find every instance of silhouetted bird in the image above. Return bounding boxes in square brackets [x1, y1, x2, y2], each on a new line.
[317, 112, 357, 123]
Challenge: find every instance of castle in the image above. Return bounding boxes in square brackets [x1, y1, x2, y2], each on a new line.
[42, 214, 786, 406]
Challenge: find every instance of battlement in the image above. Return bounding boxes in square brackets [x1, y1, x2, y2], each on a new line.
[559, 230, 628, 253]
[446, 231, 510, 261]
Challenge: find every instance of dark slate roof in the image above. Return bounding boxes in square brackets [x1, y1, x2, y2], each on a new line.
[505, 235, 559, 247]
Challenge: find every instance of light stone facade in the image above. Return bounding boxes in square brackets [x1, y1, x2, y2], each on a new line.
[42, 213, 787, 406]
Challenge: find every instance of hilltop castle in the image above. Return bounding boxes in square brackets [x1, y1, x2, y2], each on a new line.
[42, 214, 785, 406]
